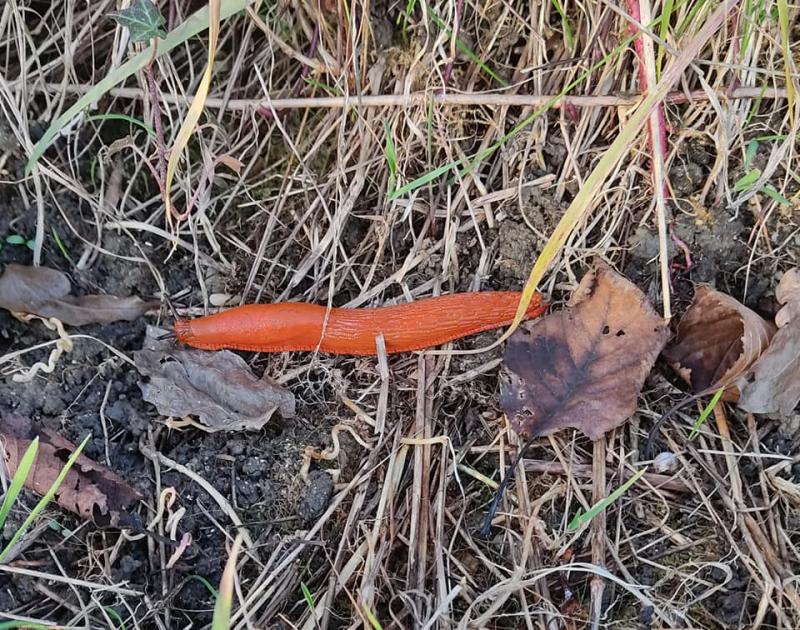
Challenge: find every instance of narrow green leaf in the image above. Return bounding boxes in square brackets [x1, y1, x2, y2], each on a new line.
[0, 439, 38, 532]
[26, 0, 256, 175]
[688, 387, 725, 439]
[103, 606, 127, 630]
[188, 574, 219, 599]
[425, 8, 507, 87]
[51, 227, 74, 265]
[759, 186, 792, 206]
[211, 535, 242, 630]
[301, 582, 316, 613]
[87, 113, 156, 137]
[744, 139, 759, 169]
[108, 0, 167, 42]
[384, 121, 397, 196]
[743, 82, 768, 130]
[550, 0, 574, 50]
[734, 168, 761, 191]
[656, 0, 675, 81]
[0, 434, 91, 563]
[364, 603, 384, 630]
[568, 469, 647, 532]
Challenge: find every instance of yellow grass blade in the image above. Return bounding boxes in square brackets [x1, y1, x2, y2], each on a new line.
[487, 0, 742, 351]
[776, 0, 795, 128]
[165, 0, 221, 228]
[211, 534, 242, 630]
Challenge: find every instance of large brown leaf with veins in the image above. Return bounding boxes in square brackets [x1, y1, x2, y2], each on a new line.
[1, 414, 141, 528]
[501, 264, 669, 440]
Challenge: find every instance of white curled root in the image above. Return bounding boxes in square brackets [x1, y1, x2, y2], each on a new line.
[124, 487, 192, 567]
[300, 424, 371, 482]
[9, 313, 74, 382]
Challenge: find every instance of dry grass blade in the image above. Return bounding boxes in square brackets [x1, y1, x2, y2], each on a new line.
[24, 0, 253, 175]
[6, 0, 800, 626]
[164, 0, 221, 227]
[485, 0, 743, 353]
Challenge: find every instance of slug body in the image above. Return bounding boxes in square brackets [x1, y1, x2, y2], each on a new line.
[174, 291, 547, 356]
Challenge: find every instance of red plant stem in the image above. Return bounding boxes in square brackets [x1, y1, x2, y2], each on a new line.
[669, 224, 693, 269]
[442, 0, 464, 88]
[627, 0, 669, 201]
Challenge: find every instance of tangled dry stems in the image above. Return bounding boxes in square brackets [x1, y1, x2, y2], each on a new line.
[1, 0, 799, 628]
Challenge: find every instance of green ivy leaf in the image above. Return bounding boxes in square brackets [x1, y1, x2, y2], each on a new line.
[109, 0, 167, 43]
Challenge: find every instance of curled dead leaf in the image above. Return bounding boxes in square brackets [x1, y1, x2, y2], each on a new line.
[0, 264, 156, 326]
[776, 268, 800, 329]
[0, 414, 142, 528]
[662, 286, 775, 398]
[501, 264, 669, 441]
[135, 327, 295, 432]
[737, 321, 800, 415]
[738, 269, 800, 415]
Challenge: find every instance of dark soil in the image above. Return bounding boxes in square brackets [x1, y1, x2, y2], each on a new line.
[1, 97, 795, 630]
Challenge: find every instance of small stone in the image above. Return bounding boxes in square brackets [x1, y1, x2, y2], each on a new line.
[653, 451, 679, 473]
[296, 470, 334, 522]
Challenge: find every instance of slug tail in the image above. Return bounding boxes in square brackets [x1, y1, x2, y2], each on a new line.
[524, 294, 548, 319]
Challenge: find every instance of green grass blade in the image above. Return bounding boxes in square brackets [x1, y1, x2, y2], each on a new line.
[0, 439, 38, 531]
[743, 82, 768, 130]
[744, 139, 759, 169]
[26, 0, 255, 175]
[568, 469, 646, 531]
[0, 622, 50, 630]
[301, 582, 316, 613]
[657, 0, 675, 79]
[188, 574, 220, 599]
[675, 0, 712, 37]
[550, 0, 574, 50]
[384, 121, 397, 196]
[0, 434, 90, 563]
[688, 387, 724, 439]
[51, 227, 74, 265]
[86, 114, 155, 137]
[391, 156, 470, 198]
[425, 8, 507, 87]
[364, 602, 384, 630]
[103, 605, 127, 630]
[759, 186, 792, 206]
[734, 168, 761, 191]
[211, 535, 242, 630]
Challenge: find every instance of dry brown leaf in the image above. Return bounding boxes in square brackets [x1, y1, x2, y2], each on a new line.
[0, 414, 141, 528]
[500, 264, 669, 440]
[737, 321, 800, 415]
[737, 269, 800, 415]
[662, 286, 775, 398]
[135, 327, 296, 432]
[0, 263, 156, 326]
[775, 268, 800, 329]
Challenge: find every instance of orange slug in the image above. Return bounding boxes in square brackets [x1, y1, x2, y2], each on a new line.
[173, 291, 547, 356]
